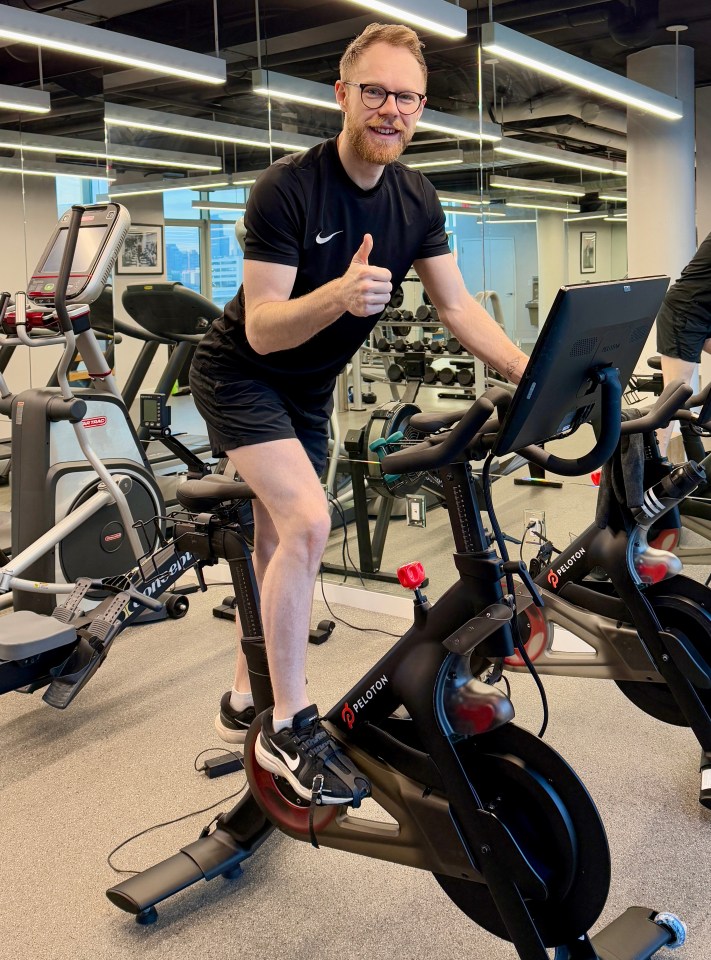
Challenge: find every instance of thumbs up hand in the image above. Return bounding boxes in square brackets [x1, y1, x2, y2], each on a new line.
[339, 234, 392, 317]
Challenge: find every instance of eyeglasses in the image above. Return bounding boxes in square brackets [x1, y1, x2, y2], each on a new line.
[342, 81, 426, 115]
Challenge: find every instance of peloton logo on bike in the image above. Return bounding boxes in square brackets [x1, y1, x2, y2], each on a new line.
[547, 548, 587, 589]
[341, 675, 389, 728]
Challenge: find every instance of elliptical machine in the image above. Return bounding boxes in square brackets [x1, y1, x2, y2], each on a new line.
[0, 203, 163, 616]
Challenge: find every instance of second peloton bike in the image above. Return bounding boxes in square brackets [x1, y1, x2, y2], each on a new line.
[105, 277, 688, 960]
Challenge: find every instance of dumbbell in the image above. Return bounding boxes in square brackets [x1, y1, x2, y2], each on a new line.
[423, 365, 438, 385]
[429, 340, 444, 354]
[415, 304, 432, 322]
[387, 363, 405, 382]
[456, 368, 475, 387]
[377, 337, 391, 352]
[392, 323, 411, 337]
[410, 339, 427, 352]
[447, 337, 464, 355]
[439, 367, 456, 385]
[393, 338, 408, 352]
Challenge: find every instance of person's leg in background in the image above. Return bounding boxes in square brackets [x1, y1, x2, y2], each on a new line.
[658, 353, 698, 457]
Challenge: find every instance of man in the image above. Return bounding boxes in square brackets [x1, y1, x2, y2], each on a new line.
[190, 22, 527, 807]
[656, 231, 711, 455]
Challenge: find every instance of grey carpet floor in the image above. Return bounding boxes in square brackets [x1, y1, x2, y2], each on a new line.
[2, 585, 711, 960]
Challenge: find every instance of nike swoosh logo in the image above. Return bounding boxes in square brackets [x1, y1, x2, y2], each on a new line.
[273, 742, 301, 772]
[316, 230, 343, 245]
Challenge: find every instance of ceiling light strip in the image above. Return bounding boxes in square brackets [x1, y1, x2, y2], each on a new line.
[508, 200, 581, 213]
[0, 82, 50, 114]
[489, 174, 584, 198]
[0, 158, 112, 182]
[105, 102, 319, 151]
[0, 5, 225, 85]
[0, 129, 221, 170]
[495, 137, 627, 176]
[340, 0, 467, 39]
[482, 22, 682, 121]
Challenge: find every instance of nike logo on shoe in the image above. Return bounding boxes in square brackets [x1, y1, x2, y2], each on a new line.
[272, 741, 301, 772]
[316, 230, 343, 245]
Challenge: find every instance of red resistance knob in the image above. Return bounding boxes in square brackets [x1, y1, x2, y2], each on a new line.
[397, 562, 426, 590]
[590, 470, 602, 487]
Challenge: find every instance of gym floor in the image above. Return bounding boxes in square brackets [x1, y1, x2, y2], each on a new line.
[2, 379, 711, 960]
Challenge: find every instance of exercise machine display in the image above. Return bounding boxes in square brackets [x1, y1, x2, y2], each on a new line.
[104, 277, 687, 960]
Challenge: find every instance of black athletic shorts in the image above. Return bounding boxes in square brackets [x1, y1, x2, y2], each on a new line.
[189, 360, 331, 476]
[656, 301, 711, 363]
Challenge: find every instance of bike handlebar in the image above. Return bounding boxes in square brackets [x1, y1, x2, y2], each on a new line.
[619, 379, 692, 435]
[380, 387, 511, 474]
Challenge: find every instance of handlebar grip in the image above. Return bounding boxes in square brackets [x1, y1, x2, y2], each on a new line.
[380, 394, 496, 473]
[620, 379, 692, 434]
[519, 367, 622, 477]
[55, 205, 85, 334]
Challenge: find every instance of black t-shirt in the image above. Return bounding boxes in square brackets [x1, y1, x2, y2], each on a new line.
[662, 231, 711, 321]
[195, 136, 450, 404]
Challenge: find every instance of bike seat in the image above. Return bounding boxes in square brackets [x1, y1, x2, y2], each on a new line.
[647, 355, 662, 371]
[177, 474, 256, 512]
[0, 610, 77, 660]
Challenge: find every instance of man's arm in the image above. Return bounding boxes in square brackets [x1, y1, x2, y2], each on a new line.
[244, 234, 391, 355]
[413, 253, 527, 384]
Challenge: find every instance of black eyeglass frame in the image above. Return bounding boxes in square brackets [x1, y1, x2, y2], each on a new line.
[342, 81, 426, 114]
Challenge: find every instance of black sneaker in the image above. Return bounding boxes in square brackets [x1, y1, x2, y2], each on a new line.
[215, 691, 256, 744]
[255, 704, 371, 807]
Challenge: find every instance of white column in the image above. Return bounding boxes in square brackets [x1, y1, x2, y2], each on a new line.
[626, 45, 695, 281]
[626, 44, 695, 372]
[536, 211, 567, 321]
[695, 86, 711, 241]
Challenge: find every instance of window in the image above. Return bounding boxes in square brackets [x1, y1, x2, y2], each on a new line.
[55, 176, 106, 217]
[210, 221, 242, 308]
[165, 225, 201, 292]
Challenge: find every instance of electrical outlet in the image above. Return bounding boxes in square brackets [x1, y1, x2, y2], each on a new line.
[523, 509, 546, 542]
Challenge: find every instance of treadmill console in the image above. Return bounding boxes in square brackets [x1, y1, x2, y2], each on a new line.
[28, 202, 130, 306]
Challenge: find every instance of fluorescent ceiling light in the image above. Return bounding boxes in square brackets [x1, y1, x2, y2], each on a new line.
[604, 216, 627, 222]
[598, 193, 626, 202]
[508, 200, 581, 213]
[0, 5, 225, 85]
[404, 149, 464, 169]
[339, 0, 467, 39]
[482, 22, 682, 121]
[418, 108, 500, 142]
[105, 102, 320, 152]
[0, 157, 112, 182]
[438, 193, 489, 206]
[0, 129, 221, 171]
[489, 174, 584, 198]
[192, 200, 246, 211]
[0, 82, 50, 114]
[105, 173, 258, 198]
[444, 206, 506, 218]
[564, 213, 609, 222]
[488, 218, 537, 224]
[251, 70, 501, 143]
[495, 136, 627, 176]
[252, 70, 339, 111]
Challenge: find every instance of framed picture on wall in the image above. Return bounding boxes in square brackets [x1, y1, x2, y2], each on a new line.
[116, 224, 164, 275]
[580, 231, 597, 274]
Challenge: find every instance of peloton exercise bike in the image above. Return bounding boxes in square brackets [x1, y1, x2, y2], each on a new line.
[506, 378, 711, 808]
[106, 276, 687, 960]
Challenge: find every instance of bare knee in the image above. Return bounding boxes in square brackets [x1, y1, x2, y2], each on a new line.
[281, 507, 331, 569]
